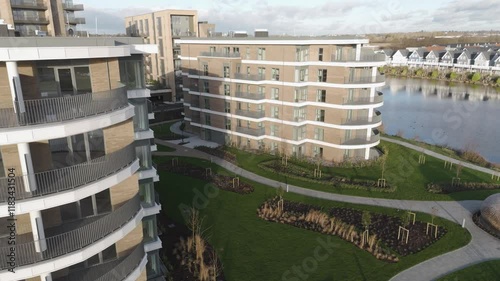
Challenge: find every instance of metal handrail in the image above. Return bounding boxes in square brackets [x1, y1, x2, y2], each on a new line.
[331, 50, 386, 62]
[94, 244, 145, 281]
[344, 75, 385, 84]
[10, 0, 47, 8]
[0, 195, 142, 269]
[341, 133, 381, 145]
[0, 144, 136, 203]
[341, 112, 382, 125]
[235, 92, 265, 100]
[236, 126, 265, 136]
[343, 94, 384, 105]
[235, 109, 265, 119]
[0, 86, 128, 128]
[234, 73, 265, 81]
[200, 51, 241, 58]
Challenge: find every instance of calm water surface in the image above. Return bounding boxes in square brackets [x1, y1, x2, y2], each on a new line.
[380, 77, 500, 163]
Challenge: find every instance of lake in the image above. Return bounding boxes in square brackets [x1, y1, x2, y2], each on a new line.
[380, 77, 500, 163]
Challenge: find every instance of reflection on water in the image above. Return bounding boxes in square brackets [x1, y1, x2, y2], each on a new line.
[381, 77, 500, 163]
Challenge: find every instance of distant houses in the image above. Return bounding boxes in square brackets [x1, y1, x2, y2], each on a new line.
[379, 44, 500, 73]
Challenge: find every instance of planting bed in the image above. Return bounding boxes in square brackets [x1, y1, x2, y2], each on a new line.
[258, 198, 447, 261]
[427, 182, 500, 193]
[195, 146, 237, 164]
[158, 160, 253, 194]
[472, 212, 500, 240]
[259, 160, 395, 192]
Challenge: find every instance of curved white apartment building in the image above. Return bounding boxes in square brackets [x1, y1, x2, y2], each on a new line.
[0, 37, 164, 281]
[177, 36, 386, 162]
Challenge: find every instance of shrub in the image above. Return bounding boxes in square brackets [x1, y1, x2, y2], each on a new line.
[401, 67, 408, 76]
[449, 72, 458, 80]
[415, 68, 424, 77]
[430, 70, 439, 79]
[471, 72, 482, 82]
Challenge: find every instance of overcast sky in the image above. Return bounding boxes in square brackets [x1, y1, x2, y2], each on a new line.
[79, 0, 500, 35]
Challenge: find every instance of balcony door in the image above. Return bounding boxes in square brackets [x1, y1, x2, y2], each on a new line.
[57, 68, 74, 95]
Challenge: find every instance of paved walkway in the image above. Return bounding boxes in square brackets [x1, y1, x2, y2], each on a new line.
[154, 139, 500, 281]
[381, 137, 500, 177]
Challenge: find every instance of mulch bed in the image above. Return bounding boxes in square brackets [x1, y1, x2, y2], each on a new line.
[262, 199, 446, 258]
[427, 182, 500, 193]
[158, 160, 253, 194]
[194, 146, 237, 165]
[260, 160, 394, 192]
[158, 212, 226, 281]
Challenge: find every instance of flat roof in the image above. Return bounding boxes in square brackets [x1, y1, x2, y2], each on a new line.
[0, 37, 145, 48]
[175, 36, 368, 45]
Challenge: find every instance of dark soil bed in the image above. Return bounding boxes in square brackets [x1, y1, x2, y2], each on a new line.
[427, 182, 500, 193]
[158, 212, 226, 281]
[260, 199, 447, 258]
[195, 146, 237, 165]
[472, 212, 500, 240]
[158, 160, 253, 194]
[260, 160, 395, 192]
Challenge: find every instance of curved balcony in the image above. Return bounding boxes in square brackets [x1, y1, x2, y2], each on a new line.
[344, 75, 385, 84]
[235, 109, 265, 119]
[0, 86, 128, 129]
[342, 92, 384, 106]
[0, 195, 141, 270]
[341, 110, 382, 126]
[54, 244, 145, 281]
[10, 0, 47, 10]
[0, 144, 136, 203]
[342, 131, 381, 146]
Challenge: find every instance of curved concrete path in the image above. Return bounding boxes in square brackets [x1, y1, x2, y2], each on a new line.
[154, 139, 500, 281]
[381, 136, 500, 178]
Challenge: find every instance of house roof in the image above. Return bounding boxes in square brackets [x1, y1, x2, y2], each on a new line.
[395, 49, 409, 57]
[382, 49, 394, 56]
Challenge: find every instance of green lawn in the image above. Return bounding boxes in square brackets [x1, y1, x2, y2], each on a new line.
[155, 156, 472, 281]
[151, 120, 185, 140]
[438, 260, 500, 281]
[156, 144, 175, 152]
[223, 141, 498, 201]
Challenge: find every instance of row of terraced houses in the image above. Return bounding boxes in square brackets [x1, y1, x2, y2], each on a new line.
[381, 45, 500, 73]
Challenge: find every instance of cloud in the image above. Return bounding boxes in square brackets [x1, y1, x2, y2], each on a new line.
[80, 7, 154, 34]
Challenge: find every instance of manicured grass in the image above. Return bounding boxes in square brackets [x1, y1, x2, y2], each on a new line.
[155, 156, 472, 281]
[224, 141, 498, 201]
[151, 120, 185, 140]
[156, 144, 175, 152]
[438, 260, 500, 281]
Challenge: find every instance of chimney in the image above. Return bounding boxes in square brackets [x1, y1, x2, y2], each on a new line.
[255, 29, 269, 37]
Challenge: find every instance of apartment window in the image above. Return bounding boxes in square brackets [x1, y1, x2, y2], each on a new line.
[236, 64, 241, 73]
[272, 68, 280, 80]
[136, 142, 152, 169]
[156, 17, 162, 36]
[271, 88, 279, 100]
[205, 113, 211, 125]
[271, 142, 279, 153]
[226, 118, 232, 130]
[335, 47, 343, 60]
[296, 47, 309, 62]
[293, 107, 306, 122]
[294, 88, 308, 102]
[157, 39, 164, 57]
[203, 81, 209, 93]
[271, 106, 279, 118]
[258, 67, 266, 79]
[223, 66, 230, 78]
[204, 97, 210, 109]
[139, 20, 144, 34]
[258, 86, 265, 95]
[222, 47, 230, 54]
[270, 124, 279, 136]
[246, 47, 250, 59]
[293, 126, 306, 141]
[120, 58, 145, 89]
[316, 89, 326, 102]
[316, 109, 325, 122]
[203, 64, 209, 76]
[319, 48, 324, 61]
[246, 66, 251, 75]
[298, 68, 309, 82]
[233, 47, 240, 53]
[146, 252, 161, 278]
[209, 46, 216, 53]
[144, 19, 149, 35]
[224, 84, 231, 96]
[237, 119, 242, 127]
[313, 146, 324, 158]
[257, 48, 266, 60]
[314, 128, 324, 141]
[246, 138, 251, 147]
[139, 180, 155, 207]
[225, 101, 231, 113]
[318, 69, 327, 82]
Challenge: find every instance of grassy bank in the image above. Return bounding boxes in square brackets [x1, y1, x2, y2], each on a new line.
[438, 260, 500, 281]
[155, 155, 471, 281]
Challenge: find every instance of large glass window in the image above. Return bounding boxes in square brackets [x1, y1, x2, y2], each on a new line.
[119, 58, 145, 89]
[37, 67, 59, 97]
[136, 141, 152, 170]
[146, 251, 161, 278]
[140, 180, 155, 207]
[74, 67, 92, 94]
[156, 17, 162, 36]
[130, 99, 149, 131]
[88, 129, 105, 159]
[142, 216, 158, 243]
